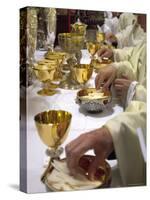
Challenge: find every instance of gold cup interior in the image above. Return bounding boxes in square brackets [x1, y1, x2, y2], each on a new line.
[34, 110, 72, 148]
[71, 64, 93, 84]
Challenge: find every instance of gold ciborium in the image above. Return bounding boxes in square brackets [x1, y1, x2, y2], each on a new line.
[58, 33, 85, 89]
[58, 33, 84, 64]
[71, 20, 87, 36]
[86, 41, 100, 60]
[34, 110, 72, 182]
[33, 59, 61, 96]
[71, 64, 93, 89]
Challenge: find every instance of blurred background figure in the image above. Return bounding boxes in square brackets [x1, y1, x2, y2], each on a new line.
[104, 12, 146, 48]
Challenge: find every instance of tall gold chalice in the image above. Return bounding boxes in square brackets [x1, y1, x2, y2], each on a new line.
[71, 20, 87, 36]
[58, 33, 85, 89]
[33, 59, 61, 96]
[34, 110, 72, 182]
[58, 33, 84, 65]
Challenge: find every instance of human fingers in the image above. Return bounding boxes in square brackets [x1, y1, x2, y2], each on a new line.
[103, 75, 114, 89]
[97, 48, 107, 57]
[95, 73, 105, 89]
[114, 78, 125, 85]
[121, 74, 129, 80]
[88, 155, 105, 181]
[114, 83, 123, 91]
[65, 135, 93, 176]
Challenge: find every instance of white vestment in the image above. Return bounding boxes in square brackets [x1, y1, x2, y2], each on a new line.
[105, 101, 146, 186]
[105, 13, 146, 48]
[104, 40, 146, 186]
[112, 39, 146, 104]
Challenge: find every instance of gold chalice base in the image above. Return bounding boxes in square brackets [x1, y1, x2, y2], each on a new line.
[37, 88, 58, 96]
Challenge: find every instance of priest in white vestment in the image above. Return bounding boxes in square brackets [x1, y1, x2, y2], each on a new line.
[104, 12, 146, 48]
[65, 40, 146, 187]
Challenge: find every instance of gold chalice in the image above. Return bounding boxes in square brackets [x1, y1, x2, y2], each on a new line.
[71, 64, 93, 89]
[71, 20, 87, 36]
[58, 33, 84, 64]
[58, 33, 85, 89]
[96, 32, 105, 44]
[33, 59, 61, 96]
[86, 41, 100, 60]
[91, 57, 112, 73]
[34, 110, 72, 182]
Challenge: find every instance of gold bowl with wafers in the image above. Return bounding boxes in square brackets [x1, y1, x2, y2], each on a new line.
[76, 88, 112, 112]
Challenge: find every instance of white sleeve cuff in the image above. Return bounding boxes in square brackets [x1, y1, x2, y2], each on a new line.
[126, 81, 138, 107]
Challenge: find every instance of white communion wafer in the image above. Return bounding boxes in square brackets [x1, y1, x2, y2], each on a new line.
[80, 92, 107, 100]
[46, 160, 102, 191]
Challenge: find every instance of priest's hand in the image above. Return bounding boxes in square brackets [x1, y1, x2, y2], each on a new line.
[95, 65, 117, 90]
[114, 75, 132, 102]
[105, 32, 118, 45]
[97, 47, 113, 59]
[65, 127, 113, 181]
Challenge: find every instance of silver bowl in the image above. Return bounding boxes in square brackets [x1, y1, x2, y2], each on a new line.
[77, 88, 112, 113]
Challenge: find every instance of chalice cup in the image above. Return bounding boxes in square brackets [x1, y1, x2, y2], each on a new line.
[86, 41, 100, 60]
[71, 64, 93, 89]
[33, 59, 61, 96]
[58, 33, 85, 64]
[34, 110, 72, 182]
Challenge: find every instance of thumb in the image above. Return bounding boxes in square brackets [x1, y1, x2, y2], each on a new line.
[88, 156, 104, 181]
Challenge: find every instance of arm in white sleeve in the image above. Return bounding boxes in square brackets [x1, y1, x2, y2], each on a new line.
[104, 100, 146, 186]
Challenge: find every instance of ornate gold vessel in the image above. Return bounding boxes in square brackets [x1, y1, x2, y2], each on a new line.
[71, 20, 87, 36]
[86, 41, 101, 59]
[58, 33, 85, 89]
[34, 110, 72, 182]
[33, 59, 61, 95]
[71, 64, 93, 88]
[77, 88, 112, 112]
